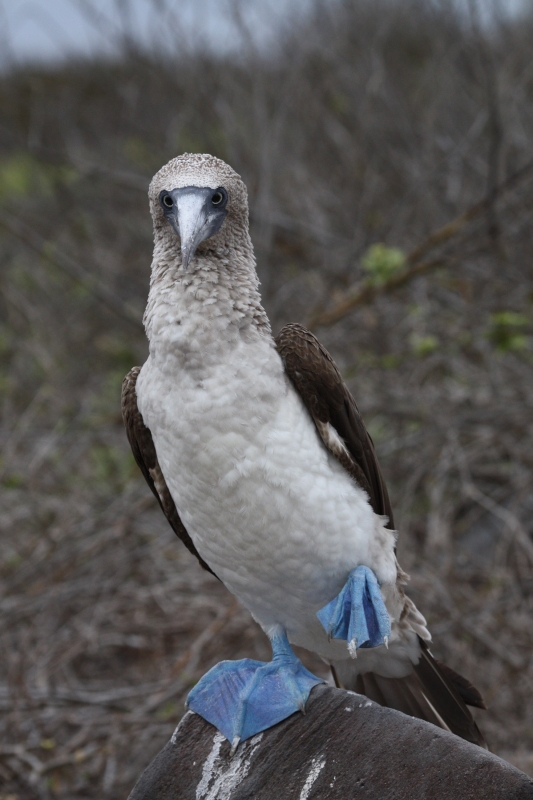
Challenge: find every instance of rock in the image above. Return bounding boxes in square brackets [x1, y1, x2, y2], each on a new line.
[127, 685, 533, 799]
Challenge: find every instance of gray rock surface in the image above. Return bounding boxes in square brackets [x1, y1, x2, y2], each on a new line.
[127, 685, 533, 799]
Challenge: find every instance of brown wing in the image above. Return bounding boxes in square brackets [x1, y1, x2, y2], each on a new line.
[121, 367, 216, 577]
[276, 324, 487, 747]
[275, 322, 394, 528]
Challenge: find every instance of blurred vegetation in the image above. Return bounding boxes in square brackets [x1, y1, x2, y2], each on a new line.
[361, 243, 406, 286]
[1, 0, 533, 797]
[487, 311, 530, 352]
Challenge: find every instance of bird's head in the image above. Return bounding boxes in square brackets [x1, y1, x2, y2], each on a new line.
[149, 153, 250, 270]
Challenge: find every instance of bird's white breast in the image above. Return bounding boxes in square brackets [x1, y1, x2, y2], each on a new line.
[136, 330, 397, 661]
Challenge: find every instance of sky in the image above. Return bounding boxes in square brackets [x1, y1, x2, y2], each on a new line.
[0, 0, 529, 69]
[0, 0, 311, 68]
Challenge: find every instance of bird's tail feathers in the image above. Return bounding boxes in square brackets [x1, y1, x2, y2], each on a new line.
[332, 638, 487, 749]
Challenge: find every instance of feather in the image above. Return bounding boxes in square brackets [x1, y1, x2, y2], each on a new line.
[351, 656, 487, 748]
[277, 324, 487, 747]
[275, 323, 394, 527]
[121, 367, 216, 577]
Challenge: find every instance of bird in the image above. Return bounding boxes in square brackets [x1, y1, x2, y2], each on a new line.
[122, 152, 486, 752]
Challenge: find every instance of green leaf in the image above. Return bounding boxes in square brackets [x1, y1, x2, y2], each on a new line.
[2, 473, 25, 488]
[486, 311, 529, 352]
[410, 333, 439, 357]
[40, 738, 56, 750]
[361, 243, 406, 286]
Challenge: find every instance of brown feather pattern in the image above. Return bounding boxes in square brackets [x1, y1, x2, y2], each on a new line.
[121, 367, 216, 577]
[275, 323, 394, 528]
[433, 657, 488, 710]
[275, 323, 487, 748]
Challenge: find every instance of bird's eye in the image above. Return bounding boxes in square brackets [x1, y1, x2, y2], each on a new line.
[212, 189, 226, 206]
[162, 194, 173, 208]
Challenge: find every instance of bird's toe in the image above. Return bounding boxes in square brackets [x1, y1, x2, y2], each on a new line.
[317, 565, 391, 655]
[187, 655, 322, 746]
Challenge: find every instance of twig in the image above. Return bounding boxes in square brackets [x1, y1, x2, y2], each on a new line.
[139, 601, 239, 713]
[308, 257, 448, 329]
[453, 440, 533, 564]
[308, 159, 533, 328]
[459, 620, 525, 670]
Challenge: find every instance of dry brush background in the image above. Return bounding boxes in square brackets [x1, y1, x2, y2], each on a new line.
[1, 0, 533, 797]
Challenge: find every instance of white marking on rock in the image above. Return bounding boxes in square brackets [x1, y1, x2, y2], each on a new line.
[196, 733, 263, 800]
[196, 732, 224, 798]
[299, 755, 326, 800]
[344, 707, 353, 712]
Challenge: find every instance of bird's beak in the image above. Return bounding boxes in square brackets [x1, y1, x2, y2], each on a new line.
[175, 190, 212, 270]
[162, 187, 227, 270]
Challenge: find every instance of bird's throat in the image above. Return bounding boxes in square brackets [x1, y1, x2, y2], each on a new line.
[144, 250, 271, 367]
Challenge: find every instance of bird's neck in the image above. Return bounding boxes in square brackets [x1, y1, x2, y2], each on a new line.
[144, 239, 272, 367]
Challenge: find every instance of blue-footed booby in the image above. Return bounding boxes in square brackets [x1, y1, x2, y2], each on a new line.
[122, 153, 486, 751]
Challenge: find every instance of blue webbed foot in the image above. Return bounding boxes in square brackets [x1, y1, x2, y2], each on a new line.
[317, 565, 391, 656]
[186, 628, 323, 749]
